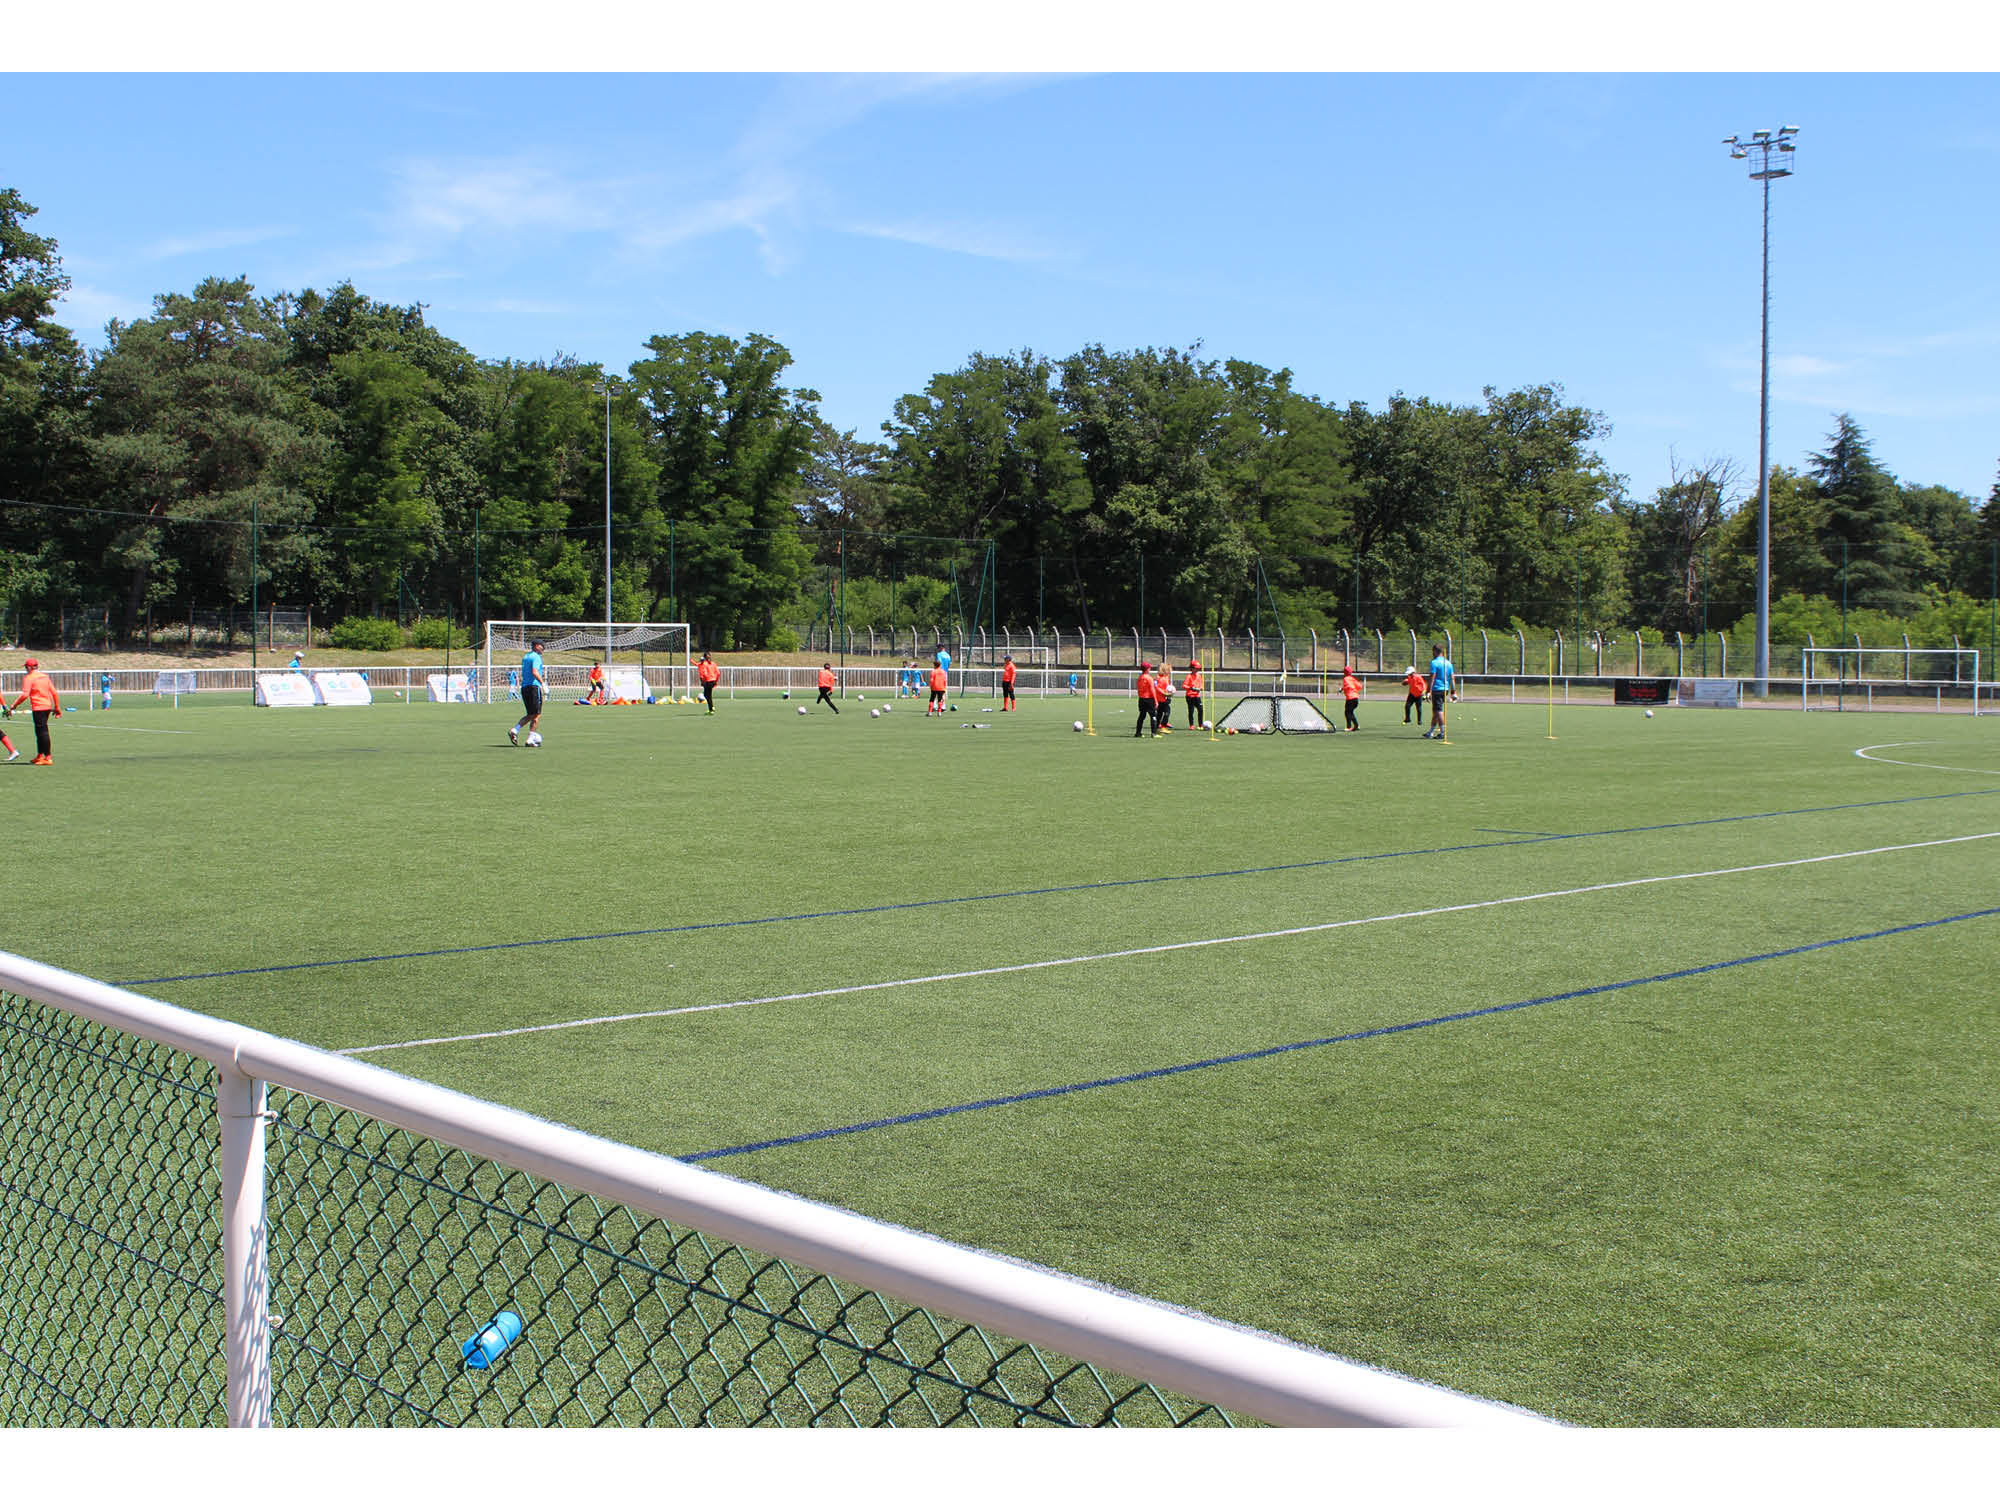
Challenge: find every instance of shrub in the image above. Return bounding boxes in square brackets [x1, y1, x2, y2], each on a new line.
[328, 617, 406, 652]
[765, 625, 801, 653]
[409, 617, 471, 650]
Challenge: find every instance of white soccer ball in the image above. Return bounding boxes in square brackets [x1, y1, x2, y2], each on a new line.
[797, 705, 807, 716]
[1201, 719, 1212, 730]
[1645, 708, 1655, 718]
[1072, 720, 1084, 732]
[856, 693, 864, 700]
[870, 708, 880, 718]
[526, 732, 541, 747]
[882, 704, 891, 714]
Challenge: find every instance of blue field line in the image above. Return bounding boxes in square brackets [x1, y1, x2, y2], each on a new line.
[680, 904, 2000, 1162]
[121, 784, 2000, 987]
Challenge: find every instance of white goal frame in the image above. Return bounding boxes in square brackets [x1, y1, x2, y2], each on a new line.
[483, 620, 692, 704]
[1800, 646, 1981, 716]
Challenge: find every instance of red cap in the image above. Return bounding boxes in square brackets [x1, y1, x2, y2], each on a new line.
[22, 658, 37, 670]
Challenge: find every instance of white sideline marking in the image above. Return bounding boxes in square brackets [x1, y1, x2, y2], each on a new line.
[66, 723, 196, 735]
[1855, 742, 2000, 777]
[340, 832, 2000, 1056]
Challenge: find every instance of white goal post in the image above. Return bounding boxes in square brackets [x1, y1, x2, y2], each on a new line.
[1799, 646, 1981, 715]
[483, 620, 692, 704]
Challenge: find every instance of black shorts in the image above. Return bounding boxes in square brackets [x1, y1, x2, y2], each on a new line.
[1431, 686, 1448, 712]
[522, 684, 544, 716]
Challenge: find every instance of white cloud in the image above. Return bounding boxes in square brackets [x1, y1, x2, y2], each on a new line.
[54, 282, 152, 341]
[144, 225, 296, 261]
[839, 218, 1065, 265]
[1770, 354, 1848, 379]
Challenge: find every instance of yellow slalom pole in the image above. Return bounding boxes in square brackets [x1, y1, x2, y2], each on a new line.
[1546, 642, 1557, 740]
[1085, 659, 1096, 736]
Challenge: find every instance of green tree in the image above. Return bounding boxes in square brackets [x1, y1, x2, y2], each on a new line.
[1811, 414, 1916, 613]
[1709, 464, 1829, 628]
[1612, 456, 1738, 636]
[1897, 481, 1981, 596]
[0, 187, 90, 639]
[629, 332, 816, 647]
[86, 276, 325, 636]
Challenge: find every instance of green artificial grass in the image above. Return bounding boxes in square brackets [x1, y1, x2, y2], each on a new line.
[5, 686, 1998, 1425]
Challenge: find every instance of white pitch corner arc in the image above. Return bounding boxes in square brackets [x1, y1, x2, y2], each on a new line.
[1855, 743, 2000, 777]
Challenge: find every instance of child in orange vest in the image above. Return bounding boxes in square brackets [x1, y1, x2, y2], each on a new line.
[1341, 665, 1363, 731]
[927, 663, 948, 714]
[1133, 663, 1158, 738]
[1182, 662, 1203, 728]
[697, 651, 720, 712]
[1401, 665, 1428, 726]
[815, 663, 841, 713]
[7, 658, 62, 764]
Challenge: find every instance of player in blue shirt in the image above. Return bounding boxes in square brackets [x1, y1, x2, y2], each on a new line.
[1425, 644, 1455, 740]
[100, 672, 113, 710]
[510, 640, 547, 747]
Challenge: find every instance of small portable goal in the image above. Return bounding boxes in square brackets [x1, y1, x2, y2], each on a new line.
[1215, 695, 1337, 734]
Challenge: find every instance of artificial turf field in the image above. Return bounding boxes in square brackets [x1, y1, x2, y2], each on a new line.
[6, 684, 1999, 1426]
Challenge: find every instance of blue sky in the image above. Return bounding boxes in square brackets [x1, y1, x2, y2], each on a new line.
[7, 29, 1998, 511]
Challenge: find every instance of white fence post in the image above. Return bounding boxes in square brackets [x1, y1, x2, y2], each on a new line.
[218, 1064, 272, 1428]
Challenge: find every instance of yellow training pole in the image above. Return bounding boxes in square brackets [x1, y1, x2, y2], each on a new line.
[1546, 642, 1557, 740]
[1085, 659, 1096, 736]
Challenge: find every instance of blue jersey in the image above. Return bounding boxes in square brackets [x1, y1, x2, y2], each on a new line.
[522, 650, 545, 689]
[935, 650, 951, 674]
[1429, 655, 1454, 693]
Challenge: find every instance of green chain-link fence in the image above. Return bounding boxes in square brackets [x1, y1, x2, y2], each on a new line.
[0, 991, 1231, 1428]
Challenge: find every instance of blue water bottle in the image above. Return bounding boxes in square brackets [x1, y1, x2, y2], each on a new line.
[462, 1309, 523, 1369]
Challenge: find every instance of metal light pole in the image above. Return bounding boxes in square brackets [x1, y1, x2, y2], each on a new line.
[1723, 126, 1799, 696]
[596, 378, 616, 668]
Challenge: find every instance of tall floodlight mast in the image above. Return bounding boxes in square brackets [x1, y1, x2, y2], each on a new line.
[1722, 125, 1799, 696]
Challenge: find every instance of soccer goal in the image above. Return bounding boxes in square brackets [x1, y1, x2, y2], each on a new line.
[483, 621, 692, 704]
[1799, 646, 1981, 715]
[1215, 695, 1338, 734]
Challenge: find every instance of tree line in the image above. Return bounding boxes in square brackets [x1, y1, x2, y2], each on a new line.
[4, 186, 1996, 652]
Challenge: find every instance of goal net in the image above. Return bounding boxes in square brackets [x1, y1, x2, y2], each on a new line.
[483, 621, 691, 704]
[1799, 646, 1982, 715]
[1214, 695, 1337, 734]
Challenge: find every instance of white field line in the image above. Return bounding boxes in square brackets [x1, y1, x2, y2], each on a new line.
[66, 723, 197, 735]
[1856, 742, 2000, 777]
[340, 831, 2000, 1057]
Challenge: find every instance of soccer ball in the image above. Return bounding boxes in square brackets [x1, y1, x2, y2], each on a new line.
[781, 690, 790, 699]
[646, 695, 657, 705]
[1645, 708, 1655, 718]
[1201, 719, 1212, 730]
[1225, 727, 1237, 736]
[1072, 720, 1084, 732]
[870, 708, 880, 718]
[526, 732, 541, 748]
[797, 705, 807, 716]
[856, 693, 864, 700]
[948, 705, 957, 712]
[882, 704, 891, 713]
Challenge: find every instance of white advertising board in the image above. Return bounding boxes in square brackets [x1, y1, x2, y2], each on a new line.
[1675, 678, 1741, 708]
[312, 671, 374, 706]
[427, 673, 476, 703]
[255, 673, 318, 707]
[606, 668, 651, 701]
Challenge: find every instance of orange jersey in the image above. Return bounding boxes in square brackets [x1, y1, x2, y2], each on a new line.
[817, 668, 836, 690]
[1001, 660, 1016, 684]
[1155, 673, 1172, 700]
[589, 665, 605, 683]
[1135, 673, 1156, 702]
[1183, 669, 1202, 697]
[929, 667, 948, 692]
[17, 670, 58, 712]
[697, 659, 720, 684]
[1403, 670, 1428, 696]
[1341, 672, 1362, 700]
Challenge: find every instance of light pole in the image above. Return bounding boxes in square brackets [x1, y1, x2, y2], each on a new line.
[595, 377, 618, 669]
[1723, 125, 1798, 696]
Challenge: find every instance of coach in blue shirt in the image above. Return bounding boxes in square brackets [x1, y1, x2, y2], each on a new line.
[1426, 645, 1455, 740]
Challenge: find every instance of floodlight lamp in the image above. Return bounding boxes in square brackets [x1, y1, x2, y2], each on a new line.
[1731, 148, 1748, 159]
[1780, 124, 1799, 134]
[1778, 142, 1795, 152]
[1753, 129, 1771, 139]
[1723, 135, 1739, 144]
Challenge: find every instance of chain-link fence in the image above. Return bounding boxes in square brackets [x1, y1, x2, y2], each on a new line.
[1, 961, 1542, 1428]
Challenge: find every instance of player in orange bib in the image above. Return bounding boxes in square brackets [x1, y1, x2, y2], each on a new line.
[1401, 665, 1429, 727]
[815, 663, 841, 714]
[927, 663, 949, 714]
[697, 651, 720, 713]
[586, 661, 607, 705]
[7, 658, 62, 764]
[1133, 663, 1158, 738]
[1000, 654, 1017, 711]
[1182, 661, 1204, 728]
[1340, 664, 1363, 731]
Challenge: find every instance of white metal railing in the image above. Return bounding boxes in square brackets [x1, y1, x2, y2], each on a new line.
[0, 950, 1552, 1429]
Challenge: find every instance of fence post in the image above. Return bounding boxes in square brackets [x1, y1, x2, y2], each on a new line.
[1634, 633, 1643, 678]
[1407, 628, 1417, 668]
[1516, 630, 1525, 675]
[1591, 631, 1602, 677]
[1674, 632, 1684, 677]
[1902, 632, 1911, 685]
[1553, 632, 1563, 677]
[218, 1064, 272, 1427]
[1246, 631, 1257, 675]
[1718, 633, 1727, 678]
